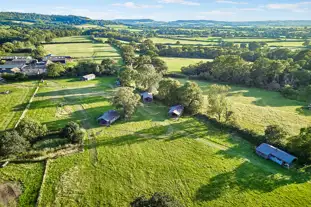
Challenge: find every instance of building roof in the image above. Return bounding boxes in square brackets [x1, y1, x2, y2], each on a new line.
[97, 110, 120, 122]
[0, 62, 25, 69]
[141, 92, 153, 100]
[0, 56, 32, 60]
[83, 74, 96, 79]
[256, 143, 297, 164]
[169, 105, 184, 116]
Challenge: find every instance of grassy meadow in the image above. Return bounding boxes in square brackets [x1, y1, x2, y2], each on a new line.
[178, 79, 311, 135]
[161, 57, 212, 73]
[0, 81, 37, 131]
[149, 37, 218, 45]
[44, 36, 121, 64]
[1, 77, 311, 206]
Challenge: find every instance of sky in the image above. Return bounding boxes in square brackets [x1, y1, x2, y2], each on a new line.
[1, 0, 311, 21]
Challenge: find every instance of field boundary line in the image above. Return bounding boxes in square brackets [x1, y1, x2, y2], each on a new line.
[14, 85, 39, 128]
[36, 159, 50, 207]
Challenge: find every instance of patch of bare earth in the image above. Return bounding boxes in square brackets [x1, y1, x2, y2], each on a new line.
[0, 182, 22, 207]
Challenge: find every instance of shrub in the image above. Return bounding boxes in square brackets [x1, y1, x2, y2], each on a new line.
[0, 130, 29, 157]
[16, 118, 48, 143]
[61, 122, 85, 144]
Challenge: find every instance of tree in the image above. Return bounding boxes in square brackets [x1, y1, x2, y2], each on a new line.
[61, 122, 85, 144]
[112, 87, 140, 119]
[135, 64, 162, 92]
[119, 67, 137, 87]
[265, 125, 288, 146]
[152, 57, 168, 75]
[16, 118, 48, 143]
[287, 127, 311, 163]
[206, 84, 232, 121]
[248, 42, 262, 51]
[303, 39, 310, 47]
[100, 58, 118, 75]
[31, 46, 47, 59]
[0, 130, 29, 157]
[240, 43, 247, 48]
[176, 41, 181, 45]
[131, 192, 183, 207]
[158, 78, 181, 105]
[47, 63, 65, 77]
[177, 81, 204, 115]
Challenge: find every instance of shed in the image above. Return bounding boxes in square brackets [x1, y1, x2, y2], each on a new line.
[168, 105, 184, 118]
[81, 74, 96, 81]
[256, 143, 297, 168]
[141, 92, 153, 103]
[97, 110, 120, 126]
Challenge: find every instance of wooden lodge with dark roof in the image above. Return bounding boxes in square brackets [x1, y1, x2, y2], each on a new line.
[97, 110, 120, 126]
[141, 92, 153, 103]
[168, 105, 184, 118]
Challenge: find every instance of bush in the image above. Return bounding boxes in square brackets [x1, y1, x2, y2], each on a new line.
[0, 130, 29, 157]
[131, 192, 183, 207]
[61, 122, 85, 144]
[280, 85, 299, 100]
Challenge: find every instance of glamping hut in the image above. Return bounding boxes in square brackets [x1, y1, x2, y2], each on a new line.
[168, 105, 184, 118]
[141, 92, 153, 103]
[97, 110, 120, 126]
[256, 143, 297, 168]
[81, 74, 96, 81]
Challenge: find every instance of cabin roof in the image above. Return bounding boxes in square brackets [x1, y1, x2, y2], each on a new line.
[141, 92, 153, 99]
[256, 143, 297, 164]
[97, 110, 120, 122]
[169, 105, 184, 116]
[82, 74, 96, 79]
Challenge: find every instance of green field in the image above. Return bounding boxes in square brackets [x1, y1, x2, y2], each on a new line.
[149, 37, 218, 45]
[44, 36, 121, 63]
[0, 81, 37, 131]
[1, 77, 311, 206]
[74, 24, 103, 29]
[178, 79, 311, 135]
[161, 57, 213, 72]
[50, 36, 92, 43]
[267, 41, 304, 47]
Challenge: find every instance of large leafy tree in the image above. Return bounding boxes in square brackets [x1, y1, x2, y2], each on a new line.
[157, 78, 181, 105]
[135, 64, 162, 92]
[47, 63, 65, 77]
[206, 84, 232, 122]
[177, 81, 203, 115]
[265, 125, 288, 146]
[16, 118, 48, 143]
[287, 127, 311, 163]
[61, 122, 85, 144]
[0, 130, 29, 157]
[31, 45, 47, 59]
[112, 87, 141, 119]
[119, 67, 138, 87]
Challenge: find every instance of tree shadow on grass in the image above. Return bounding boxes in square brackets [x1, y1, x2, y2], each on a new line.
[195, 161, 310, 202]
[296, 107, 311, 116]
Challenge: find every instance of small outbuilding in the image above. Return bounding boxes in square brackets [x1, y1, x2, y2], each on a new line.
[141, 92, 153, 103]
[97, 110, 120, 126]
[168, 105, 184, 118]
[256, 143, 297, 168]
[81, 74, 96, 81]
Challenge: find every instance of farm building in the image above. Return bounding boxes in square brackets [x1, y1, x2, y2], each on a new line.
[256, 143, 297, 168]
[81, 74, 96, 81]
[97, 110, 120, 126]
[0, 56, 32, 63]
[43, 54, 72, 64]
[141, 92, 153, 103]
[168, 105, 184, 118]
[0, 61, 27, 73]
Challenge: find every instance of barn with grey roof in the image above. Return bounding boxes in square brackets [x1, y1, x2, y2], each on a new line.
[97, 110, 120, 126]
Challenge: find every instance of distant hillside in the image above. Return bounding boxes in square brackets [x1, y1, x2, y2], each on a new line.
[0, 12, 117, 26]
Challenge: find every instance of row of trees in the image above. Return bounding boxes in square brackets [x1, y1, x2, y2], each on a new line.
[0, 119, 85, 158]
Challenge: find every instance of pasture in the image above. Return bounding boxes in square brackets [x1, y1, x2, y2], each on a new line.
[178, 79, 311, 135]
[44, 36, 121, 64]
[1, 77, 311, 206]
[49, 36, 92, 43]
[0, 81, 37, 131]
[149, 37, 218, 45]
[161, 57, 212, 73]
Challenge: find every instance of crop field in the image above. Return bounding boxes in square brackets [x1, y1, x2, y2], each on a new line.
[178, 79, 311, 135]
[1, 77, 311, 206]
[161, 57, 213, 73]
[44, 36, 121, 64]
[0, 81, 37, 131]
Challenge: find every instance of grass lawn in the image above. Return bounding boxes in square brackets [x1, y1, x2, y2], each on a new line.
[44, 36, 121, 64]
[178, 79, 311, 135]
[149, 37, 218, 45]
[74, 24, 103, 29]
[1, 77, 310, 206]
[0, 162, 44, 206]
[50, 36, 92, 43]
[0, 81, 37, 131]
[267, 41, 304, 47]
[161, 57, 212, 73]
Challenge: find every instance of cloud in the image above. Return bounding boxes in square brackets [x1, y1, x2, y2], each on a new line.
[267, 2, 311, 12]
[112, 2, 162, 9]
[216, 0, 248, 5]
[159, 0, 200, 6]
[200, 10, 235, 16]
[239, 7, 263, 11]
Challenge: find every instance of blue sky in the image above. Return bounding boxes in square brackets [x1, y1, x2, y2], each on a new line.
[1, 0, 311, 21]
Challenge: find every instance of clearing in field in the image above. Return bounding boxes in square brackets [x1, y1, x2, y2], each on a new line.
[161, 57, 213, 73]
[44, 36, 121, 64]
[178, 78, 311, 135]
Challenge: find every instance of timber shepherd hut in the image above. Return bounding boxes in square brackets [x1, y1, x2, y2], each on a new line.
[97, 110, 120, 126]
[168, 105, 184, 118]
[81, 74, 96, 81]
[141, 92, 153, 103]
[256, 143, 297, 168]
